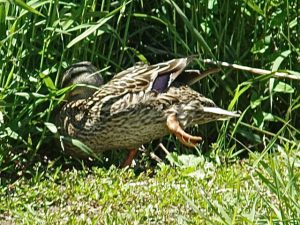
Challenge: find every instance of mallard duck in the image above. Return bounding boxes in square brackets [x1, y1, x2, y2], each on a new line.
[56, 57, 239, 165]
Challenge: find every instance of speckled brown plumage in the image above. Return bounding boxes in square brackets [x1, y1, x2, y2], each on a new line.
[56, 57, 239, 158]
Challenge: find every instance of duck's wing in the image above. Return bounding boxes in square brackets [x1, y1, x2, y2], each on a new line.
[94, 57, 195, 99]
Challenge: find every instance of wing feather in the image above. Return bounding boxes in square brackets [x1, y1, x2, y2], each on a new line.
[109, 57, 191, 94]
[86, 57, 194, 111]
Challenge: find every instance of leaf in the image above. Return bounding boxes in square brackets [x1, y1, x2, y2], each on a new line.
[253, 109, 264, 128]
[165, 152, 182, 167]
[208, 0, 217, 9]
[3, 127, 23, 141]
[12, 0, 44, 17]
[0, 111, 3, 124]
[177, 154, 204, 168]
[44, 122, 57, 134]
[250, 92, 262, 109]
[185, 169, 206, 180]
[0, 2, 5, 39]
[67, 0, 132, 48]
[40, 72, 56, 90]
[166, 153, 205, 169]
[15, 92, 30, 100]
[4, 65, 14, 89]
[272, 50, 291, 71]
[242, 0, 265, 16]
[273, 81, 294, 93]
[125, 47, 148, 64]
[251, 38, 270, 54]
[67, 17, 113, 48]
[236, 127, 261, 143]
[132, 13, 167, 26]
[166, 0, 214, 57]
[262, 112, 276, 121]
[229, 83, 251, 110]
[60, 136, 102, 162]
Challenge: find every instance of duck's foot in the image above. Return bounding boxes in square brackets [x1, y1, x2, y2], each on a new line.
[166, 114, 202, 147]
[121, 149, 138, 168]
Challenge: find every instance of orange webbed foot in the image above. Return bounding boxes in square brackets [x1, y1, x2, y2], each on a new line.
[166, 114, 202, 147]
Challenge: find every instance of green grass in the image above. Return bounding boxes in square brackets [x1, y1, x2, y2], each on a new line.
[2, 145, 300, 224]
[0, 0, 300, 224]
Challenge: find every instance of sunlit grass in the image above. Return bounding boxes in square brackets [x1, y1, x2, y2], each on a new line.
[2, 144, 300, 224]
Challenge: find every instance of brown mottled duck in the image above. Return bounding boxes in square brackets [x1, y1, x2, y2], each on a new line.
[56, 57, 239, 166]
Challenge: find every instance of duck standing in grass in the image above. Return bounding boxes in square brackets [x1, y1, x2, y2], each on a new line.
[56, 56, 239, 166]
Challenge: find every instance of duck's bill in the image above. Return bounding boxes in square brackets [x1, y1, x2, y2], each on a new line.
[203, 107, 240, 119]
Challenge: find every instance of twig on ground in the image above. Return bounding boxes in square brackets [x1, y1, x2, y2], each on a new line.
[149, 152, 163, 163]
[159, 143, 171, 156]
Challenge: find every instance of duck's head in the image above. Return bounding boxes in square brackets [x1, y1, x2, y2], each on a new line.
[61, 61, 103, 101]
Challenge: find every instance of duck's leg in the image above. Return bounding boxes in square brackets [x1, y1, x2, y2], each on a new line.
[166, 114, 202, 147]
[121, 149, 138, 167]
